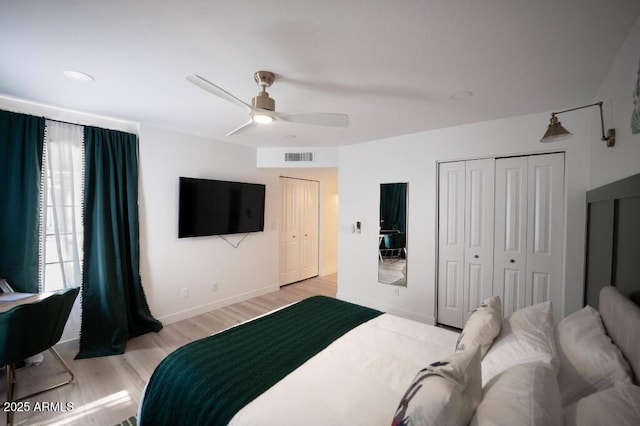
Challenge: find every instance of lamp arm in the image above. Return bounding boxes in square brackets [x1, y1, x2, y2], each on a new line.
[597, 102, 607, 141]
[552, 101, 603, 116]
[552, 101, 614, 144]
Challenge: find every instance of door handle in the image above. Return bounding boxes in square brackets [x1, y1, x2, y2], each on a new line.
[509, 259, 515, 263]
[473, 254, 479, 259]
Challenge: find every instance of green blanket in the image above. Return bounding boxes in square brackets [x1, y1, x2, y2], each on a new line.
[139, 296, 382, 425]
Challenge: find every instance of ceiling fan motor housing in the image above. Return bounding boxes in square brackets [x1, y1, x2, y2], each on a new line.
[252, 71, 276, 111]
[252, 91, 275, 111]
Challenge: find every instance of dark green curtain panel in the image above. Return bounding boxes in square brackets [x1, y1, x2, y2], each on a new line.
[380, 183, 407, 233]
[77, 126, 161, 359]
[0, 110, 44, 293]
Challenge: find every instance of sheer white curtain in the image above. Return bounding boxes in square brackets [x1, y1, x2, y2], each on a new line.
[41, 120, 84, 342]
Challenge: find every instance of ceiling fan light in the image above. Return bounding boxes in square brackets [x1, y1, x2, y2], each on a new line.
[252, 114, 273, 124]
[540, 115, 573, 143]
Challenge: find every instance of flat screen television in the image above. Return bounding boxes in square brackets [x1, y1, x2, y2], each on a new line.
[178, 177, 266, 238]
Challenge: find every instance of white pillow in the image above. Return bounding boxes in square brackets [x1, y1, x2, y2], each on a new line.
[564, 383, 640, 426]
[481, 301, 558, 385]
[471, 362, 562, 426]
[556, 305, 632, 405]
[392, 346, 481, 426]
[456, 296, 502, 358]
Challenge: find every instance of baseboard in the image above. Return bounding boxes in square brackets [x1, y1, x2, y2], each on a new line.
[337, 292, 435, 325]
[320, 266, 337, 276]
[158, 284, 280, 325]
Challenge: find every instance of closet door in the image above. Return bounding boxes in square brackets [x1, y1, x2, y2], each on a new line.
[463, 159, 495, 323]
[279, 177, 301, 285]
[493, 153, 565, 317]
[299, 180, 319, 281]
[493, 157, 529, 317]
[438, 162, 466, 328]
[526, 153, 564, 314]
[279, 177, 320, 286]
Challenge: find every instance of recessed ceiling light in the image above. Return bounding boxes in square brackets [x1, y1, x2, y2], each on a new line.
[451, 90, 473, 100]
[63, 70, 95, 82]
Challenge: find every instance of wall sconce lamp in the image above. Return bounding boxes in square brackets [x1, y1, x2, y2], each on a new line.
[540, 101, 615, 147]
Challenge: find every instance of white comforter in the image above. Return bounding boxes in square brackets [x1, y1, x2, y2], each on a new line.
[228, 313, 459, 425]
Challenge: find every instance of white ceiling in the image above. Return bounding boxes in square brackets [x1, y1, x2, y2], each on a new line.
[1, 1, 639, 147]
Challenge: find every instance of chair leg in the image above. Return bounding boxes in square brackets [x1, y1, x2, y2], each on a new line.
[6, 364, 16, 426]
[14, 348, 75, 402]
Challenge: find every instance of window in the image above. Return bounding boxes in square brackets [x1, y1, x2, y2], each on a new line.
[40, 120, 84, 340]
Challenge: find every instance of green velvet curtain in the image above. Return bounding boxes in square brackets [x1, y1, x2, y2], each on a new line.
[77, 126, 161, 359]
[0, 110, 45, 293]
[380, 183, 407, 233]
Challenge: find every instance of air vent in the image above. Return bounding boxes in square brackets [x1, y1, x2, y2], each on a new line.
[284, 152, 314, 162]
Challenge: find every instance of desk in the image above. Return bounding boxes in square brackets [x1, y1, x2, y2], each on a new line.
[0, 292, 56, 313]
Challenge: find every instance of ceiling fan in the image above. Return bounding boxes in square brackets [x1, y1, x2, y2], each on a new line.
[186, 71, 350, 136]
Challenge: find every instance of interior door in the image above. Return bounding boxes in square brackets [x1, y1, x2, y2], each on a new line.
[463, 159, 495, 323]
[299, 180, 319, 281]
[493, 156, 529, 317]
[279, 177, 319, 285]
[438, 161, 466, 328]
[279, 177, 301, 285]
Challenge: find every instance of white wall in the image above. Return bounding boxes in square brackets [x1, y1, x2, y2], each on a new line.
[337, 112, 591, 324]
[590, 14, 640, 189]
[138, 124, 280, 323]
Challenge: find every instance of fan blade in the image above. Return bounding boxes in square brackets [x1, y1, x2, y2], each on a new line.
[186, 74, 253, 112]
[277, 112, 349, 127]
[226, 119, 255, 136]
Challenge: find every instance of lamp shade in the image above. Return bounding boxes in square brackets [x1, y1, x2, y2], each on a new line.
[540, 115, 572, 143]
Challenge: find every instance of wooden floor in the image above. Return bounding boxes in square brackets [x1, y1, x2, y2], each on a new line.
[1, 274, 337, 426]
[377, 258, 406, 285]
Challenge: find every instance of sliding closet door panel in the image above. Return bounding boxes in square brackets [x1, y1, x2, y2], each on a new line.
[526, 153, 564, 316]
[463, 159, 495, 323]
[494, 157, 528, 316]
[438, 161, 466, 328]
[300, 180, 319, 281]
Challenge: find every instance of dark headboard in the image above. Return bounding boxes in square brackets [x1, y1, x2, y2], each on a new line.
[585, 173, 640, 308]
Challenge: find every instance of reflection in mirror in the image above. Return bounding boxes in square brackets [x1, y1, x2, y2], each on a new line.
[378, 183, 408, 286]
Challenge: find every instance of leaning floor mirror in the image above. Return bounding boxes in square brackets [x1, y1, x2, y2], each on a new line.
[378, 182, 408, 286]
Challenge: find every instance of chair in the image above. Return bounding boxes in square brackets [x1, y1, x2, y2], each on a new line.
[0, 287, 79, 426]
[381, 232, 406, 262]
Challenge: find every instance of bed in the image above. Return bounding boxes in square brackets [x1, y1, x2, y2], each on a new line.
[138, 296, 460, 425]
[139, 174, 640, 425]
